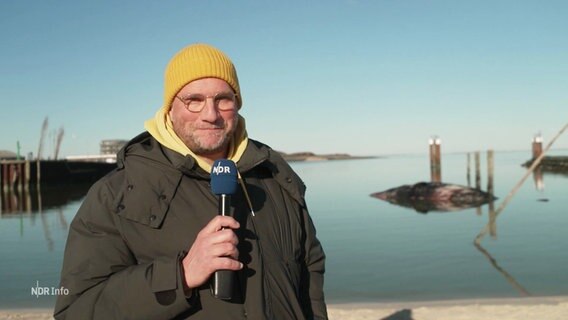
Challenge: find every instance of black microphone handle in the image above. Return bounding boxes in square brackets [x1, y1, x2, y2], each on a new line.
[211, 194, 234, 300]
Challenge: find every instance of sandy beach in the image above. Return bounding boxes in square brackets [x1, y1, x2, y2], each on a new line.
[1, 296, 567, 320]
[328, 296, 568, 320]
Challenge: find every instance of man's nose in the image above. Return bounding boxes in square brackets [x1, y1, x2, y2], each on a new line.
[199, 100, 220, 122]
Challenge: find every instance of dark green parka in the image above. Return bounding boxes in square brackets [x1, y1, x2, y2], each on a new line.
[54, 132, 327, 320]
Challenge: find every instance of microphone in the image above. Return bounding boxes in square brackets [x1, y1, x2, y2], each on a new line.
[210, 159, 238, 300]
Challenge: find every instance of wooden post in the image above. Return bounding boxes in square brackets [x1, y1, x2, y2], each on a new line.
[475, 151, 481, 189]
[429, 136, 442, 183]
[531, 134, 544, 190]
[532, 133, 543, 159]
[487, 150, 494, 195]
[0, 164, 3, 215]
[8, 164, 15, 190]
[475, 122, 568, 245]
[1, 163, 8, 191]
[24, 160, 30, 191]
[36, 159, 41, 187]
[17, 162, 24, 192]
[0, 162, 6, 215]
[466, 153, 471, 187]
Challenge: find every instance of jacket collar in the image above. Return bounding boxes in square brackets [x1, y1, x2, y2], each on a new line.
[118, 132, 271, 179]
[237, 139, 270, 174]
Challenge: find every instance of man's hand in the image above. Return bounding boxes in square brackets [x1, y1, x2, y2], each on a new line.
[182, 215, 242, 290]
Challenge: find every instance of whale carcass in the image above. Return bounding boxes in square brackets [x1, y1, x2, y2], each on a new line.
[371, 182, 497, 213]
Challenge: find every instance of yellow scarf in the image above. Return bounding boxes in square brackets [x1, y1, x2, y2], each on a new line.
[144, 109, 248, 173]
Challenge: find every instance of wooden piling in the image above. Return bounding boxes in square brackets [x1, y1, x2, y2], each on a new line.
[1, 161, 28, 213]
[17, 163, 24, 192]
[9, 164, 16, 190]
[530, 134, 545, 190]
[1, 163, 8, 191]
[0, 171, 3, 214]
[429, 136, 442, 183]
[1, 160, 34, 195]
[36, 159, 41, 187]
[475, 151, 481, 189]
[466, 153, 471, 187]
[487, 150, 494, 195]
[475, 122, 568, 245]
[532, 134, 543, 159]
[24, 161, 30, 190]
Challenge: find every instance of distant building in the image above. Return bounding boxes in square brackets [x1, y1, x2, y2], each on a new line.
[100, 139, 128, 156]
[0, 150, 17, 160]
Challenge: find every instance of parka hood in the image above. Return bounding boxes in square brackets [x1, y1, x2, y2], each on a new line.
[116, 132, 306, 204]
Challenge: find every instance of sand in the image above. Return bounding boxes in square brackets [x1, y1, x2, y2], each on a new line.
[1, 296, 566, 320]
[328, 296, 568, 320]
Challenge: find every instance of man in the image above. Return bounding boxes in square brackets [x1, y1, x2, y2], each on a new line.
[54, 43, 328, 319]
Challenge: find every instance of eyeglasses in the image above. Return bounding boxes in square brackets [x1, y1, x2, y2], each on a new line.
[175, 92, 238, 113]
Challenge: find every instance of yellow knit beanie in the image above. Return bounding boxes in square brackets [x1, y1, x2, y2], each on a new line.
[144, 43, 248, 173]
[163, 43, 242, 111]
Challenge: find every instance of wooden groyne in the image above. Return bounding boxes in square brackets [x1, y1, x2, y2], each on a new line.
[427, 137, 495, 192]
[1, 159, 115, 191]
[523, 156, 568, 173]
[1, 160, 31, 192]
[1, 159, 115, 214]
[522, 134, 568, 173]
[1, 182, 93, 214]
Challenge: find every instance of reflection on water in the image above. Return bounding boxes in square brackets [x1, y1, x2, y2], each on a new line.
[1, 183, 91, 252]
[371, 150, 534, 297]
[0, 183, 92, 308]
[373, 151, 497, 214]
[2, 152, 567, 308]
[474, 242, 531, 297]
[1, 183, 92, 214]
[299, 152, 568, 304]
[532, 167, 568, 193]
[373, 150, 568, 299]
[476, 159, 568, 299]
[533, 168, 545, 192]
[474, 200, 531, 297]
[370, 182, 496, 214]
[473, 153, 567, 299]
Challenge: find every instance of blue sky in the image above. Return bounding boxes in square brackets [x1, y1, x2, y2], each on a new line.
[1, 0, 566, 158]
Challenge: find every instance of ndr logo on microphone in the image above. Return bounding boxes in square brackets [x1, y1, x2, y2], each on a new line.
[212, 163, 232, 174]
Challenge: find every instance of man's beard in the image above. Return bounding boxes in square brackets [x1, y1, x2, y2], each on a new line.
[184, 129, 232, 155]
[172, 118, 237, 156]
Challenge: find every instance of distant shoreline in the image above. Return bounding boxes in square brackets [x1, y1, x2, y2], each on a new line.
[279, 151, 377, 162]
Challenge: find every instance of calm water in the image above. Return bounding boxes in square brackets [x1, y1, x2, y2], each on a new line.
[1, 151, 567, 308]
